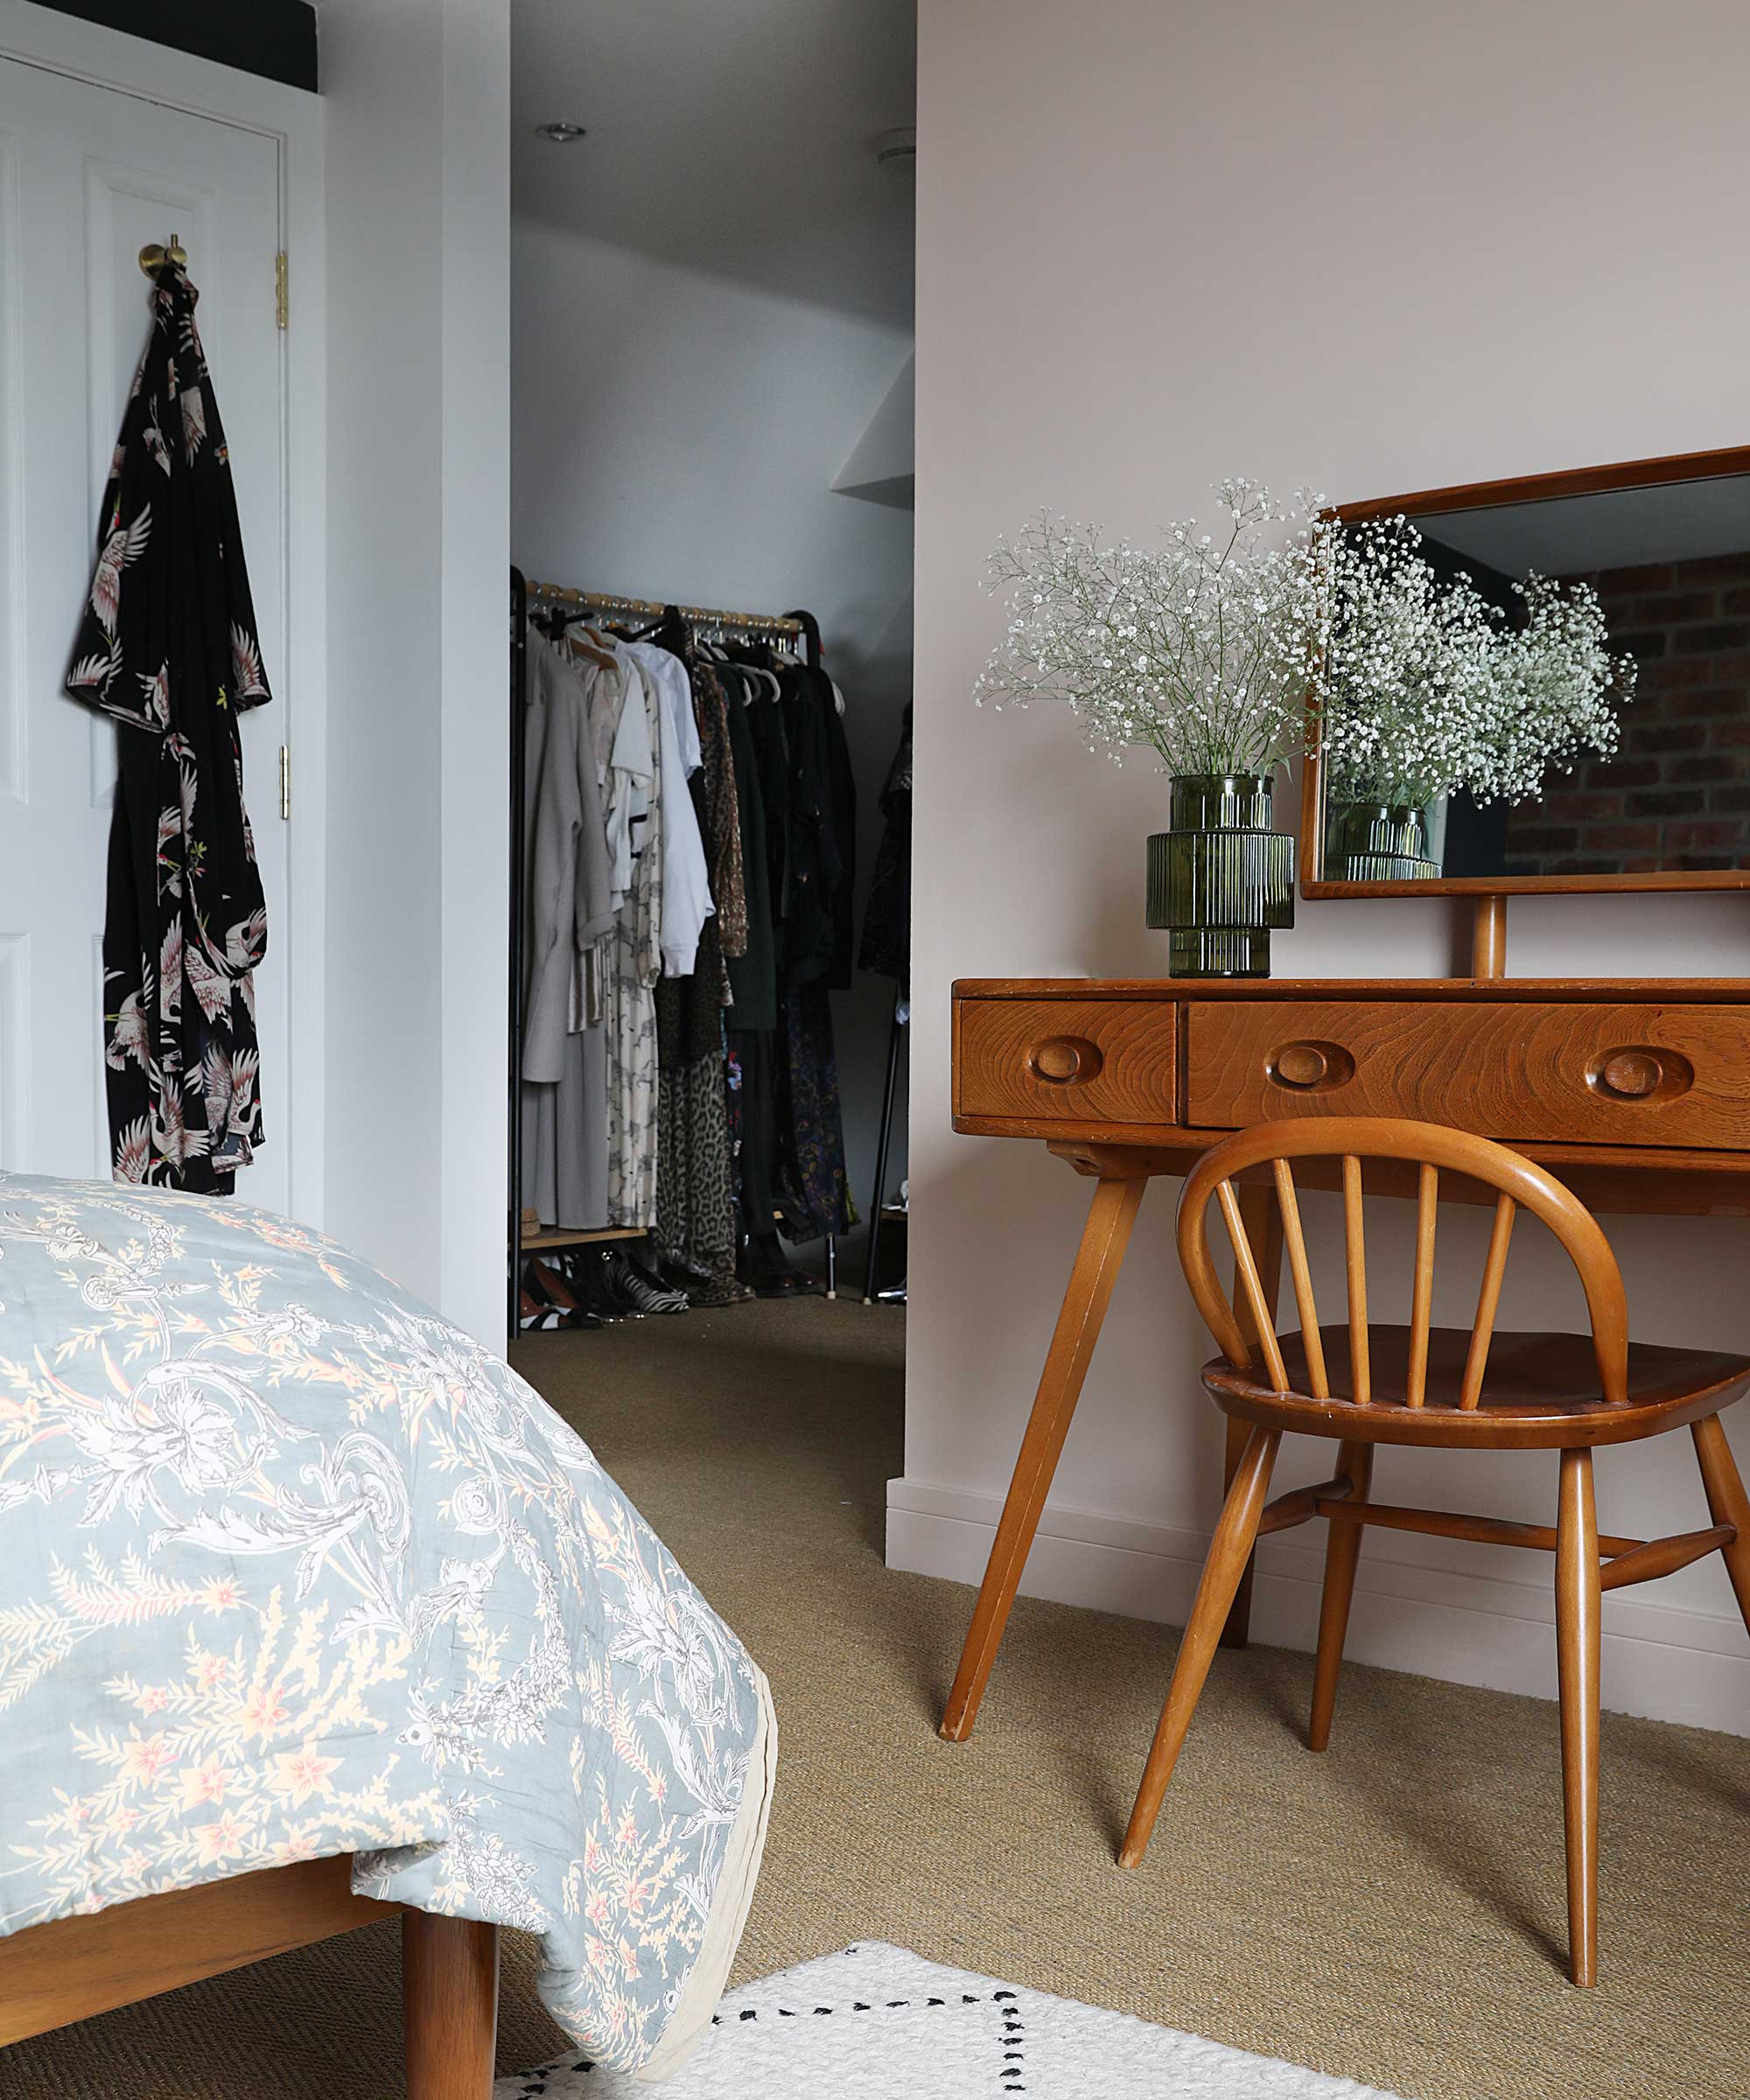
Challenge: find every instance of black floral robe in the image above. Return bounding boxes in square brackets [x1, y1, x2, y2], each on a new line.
[66, 262, 271, 1192]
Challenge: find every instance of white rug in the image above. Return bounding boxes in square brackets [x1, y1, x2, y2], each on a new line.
[497, 1942, 1412, 2098]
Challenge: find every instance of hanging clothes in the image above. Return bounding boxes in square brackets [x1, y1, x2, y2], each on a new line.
[778, 660, 854, 993]
[859, 703, 912, 991]
[519, 633, 615, 1229]
[66, 260, 271, 1191]
[508, 593, 863, 1311]
[653, 659, 741, 1299]
[715, 648, 858, 1260]
[774, 985, 858, 1240]
[626, 640, 716, 978]
[591, 637, 662, 1230]
[773, 658, 858, 1242]
[720, 666, 776, 1030]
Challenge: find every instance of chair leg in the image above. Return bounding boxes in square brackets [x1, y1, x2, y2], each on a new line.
[403, 1912, 499, 2100]
[1308, 1438, 1373, 1753]
[1691, 1413, 1750, 1640]
[1555, 1447, 1600, 1988]
[1118, 1425, 1281, 1869]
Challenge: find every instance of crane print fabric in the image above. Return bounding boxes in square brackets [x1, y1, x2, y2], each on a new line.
[66, 261, 271, 1193]
[0, 1172, 774, 2074]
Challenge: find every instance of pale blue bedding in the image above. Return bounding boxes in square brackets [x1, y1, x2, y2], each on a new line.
[0, 1173, 769, 2073]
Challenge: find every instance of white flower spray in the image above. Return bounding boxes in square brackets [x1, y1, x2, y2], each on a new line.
[1314, 517, 1635, 808]
[1313, 516, 1499, 808]
[974, 480, 1329, 777]
[976, 489, 1636, 810]
[1470, 574, 1634, 803]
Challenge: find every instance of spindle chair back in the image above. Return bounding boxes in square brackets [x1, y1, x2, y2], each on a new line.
[1177, 1116, 1630, 1418]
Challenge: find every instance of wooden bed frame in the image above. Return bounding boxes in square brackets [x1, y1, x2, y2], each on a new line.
[0, 1858, 500, 2097]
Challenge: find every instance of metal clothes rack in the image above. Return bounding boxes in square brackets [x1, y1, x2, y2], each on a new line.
[861, 991, 908, 1305]
[508, 566, 831, 1340]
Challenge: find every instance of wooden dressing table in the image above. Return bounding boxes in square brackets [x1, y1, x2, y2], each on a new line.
[940, 444, 1750, 1741]
[941, 443, 1750, 1739]
[940, 963, 1750, 1740]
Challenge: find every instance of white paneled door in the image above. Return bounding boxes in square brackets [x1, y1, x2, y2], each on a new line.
[0, 57, 290, 1207]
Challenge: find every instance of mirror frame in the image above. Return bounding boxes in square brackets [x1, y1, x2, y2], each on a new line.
[1299, 444, 1750, 898]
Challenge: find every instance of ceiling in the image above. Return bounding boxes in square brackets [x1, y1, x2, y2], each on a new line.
[510, 0, 916, 332]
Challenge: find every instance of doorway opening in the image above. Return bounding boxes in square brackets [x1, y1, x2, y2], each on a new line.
[506, 2, 914, 1418]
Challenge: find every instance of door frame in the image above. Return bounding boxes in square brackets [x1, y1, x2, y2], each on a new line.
[0, 0, 327, 1225]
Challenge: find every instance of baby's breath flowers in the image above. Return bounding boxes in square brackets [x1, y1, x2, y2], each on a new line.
[1472, 574, 1635, 804]
[977, 488, 1635, 814]
[1313, 518, 1635, 810]
[1313, 516, 1498, 808]
[974, 480, 1328, 776]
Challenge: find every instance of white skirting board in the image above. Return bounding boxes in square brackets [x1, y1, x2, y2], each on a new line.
[886, 1477, 1750, 1739]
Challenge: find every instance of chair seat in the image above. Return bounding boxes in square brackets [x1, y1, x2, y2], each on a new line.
[1204, 1324, 1750, 1447]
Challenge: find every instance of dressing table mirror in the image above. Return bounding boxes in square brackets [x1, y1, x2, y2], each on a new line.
[1301, 447, 1750, 955]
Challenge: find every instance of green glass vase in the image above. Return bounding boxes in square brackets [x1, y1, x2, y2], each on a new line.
[1145, 773, 1295, 979]
[1330, 800, 1440, 881]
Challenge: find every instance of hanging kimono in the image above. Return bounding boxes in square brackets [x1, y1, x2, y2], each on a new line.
[66, 261, 271, 1191]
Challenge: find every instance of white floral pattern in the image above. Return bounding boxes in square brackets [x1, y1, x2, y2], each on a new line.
[0, 1172, 766, 2071]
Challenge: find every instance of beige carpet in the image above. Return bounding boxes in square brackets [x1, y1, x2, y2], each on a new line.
[4, 1296, 1746, 2100]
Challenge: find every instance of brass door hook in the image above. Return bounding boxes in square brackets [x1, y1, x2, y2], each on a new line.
[137, 232, 187, 279]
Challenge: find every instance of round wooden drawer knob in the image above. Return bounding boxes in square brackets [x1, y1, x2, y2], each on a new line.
[1030, 1036, 1096, 1084]
[1273, 1042, 1330, 1088]
[1599, 1050, 1662, 1098]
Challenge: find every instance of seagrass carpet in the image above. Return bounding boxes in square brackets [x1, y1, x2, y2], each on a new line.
[2, 1298, 1746, 2100]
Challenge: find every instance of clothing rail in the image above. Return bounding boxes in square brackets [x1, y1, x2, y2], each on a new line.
[508, 565, 830, 1340]
[522, 578, 816, 654]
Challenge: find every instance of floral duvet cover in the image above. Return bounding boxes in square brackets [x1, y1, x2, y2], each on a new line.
[0, 1173, 772, 2076]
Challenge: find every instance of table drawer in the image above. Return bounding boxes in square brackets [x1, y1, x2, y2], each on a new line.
[956, 998, 1176, 1125]
[1183, 999, 1750, 1150]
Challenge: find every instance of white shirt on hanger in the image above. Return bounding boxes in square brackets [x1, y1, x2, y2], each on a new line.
[626, 640, 717, 979]
[570, 630, 653, 902]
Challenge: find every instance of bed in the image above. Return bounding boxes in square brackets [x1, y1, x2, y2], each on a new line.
[0, 1173, 775, 2094]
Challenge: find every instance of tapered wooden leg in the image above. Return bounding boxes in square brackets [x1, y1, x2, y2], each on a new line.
[1119, 1425, 1281, 1868]
[1691, 1413, 1750, 1639]
[940, 1172, 1148, 1742]
[1308, 1438, 1373, 1752]
[403, 1912, 499, 2100]
[1220, 1183, 1283, 1650]
[1555, 1447, 1600, 1988]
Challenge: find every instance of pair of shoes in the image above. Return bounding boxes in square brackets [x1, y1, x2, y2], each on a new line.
[682, 1273, 754, 1308]
[570, 1245, 690, 1320]
[605, 1246, 690, 1314]
[522, 1258, 603, 1332]
[739, 1236, 822, 1299]
[520, 1285, 564, 1332]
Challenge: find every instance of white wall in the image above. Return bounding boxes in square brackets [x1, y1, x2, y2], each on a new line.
[512, 217, 914, 1255]
[900, 0, 1750, 1733]
[322, 0, 510, 1344]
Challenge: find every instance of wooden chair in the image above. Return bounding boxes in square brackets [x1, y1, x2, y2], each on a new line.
[1118, 1116, 1750, 1986]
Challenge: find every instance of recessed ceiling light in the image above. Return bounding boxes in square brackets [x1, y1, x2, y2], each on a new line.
[536, 122, 588, 144]
[875, 127, 916, 169]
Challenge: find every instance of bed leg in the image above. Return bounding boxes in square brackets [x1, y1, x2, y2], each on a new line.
[403, 1912, 499, 2100]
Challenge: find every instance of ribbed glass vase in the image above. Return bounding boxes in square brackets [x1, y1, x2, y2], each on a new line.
[1329, 800, 1439, 881]
[1144, 773, 1295, 979]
